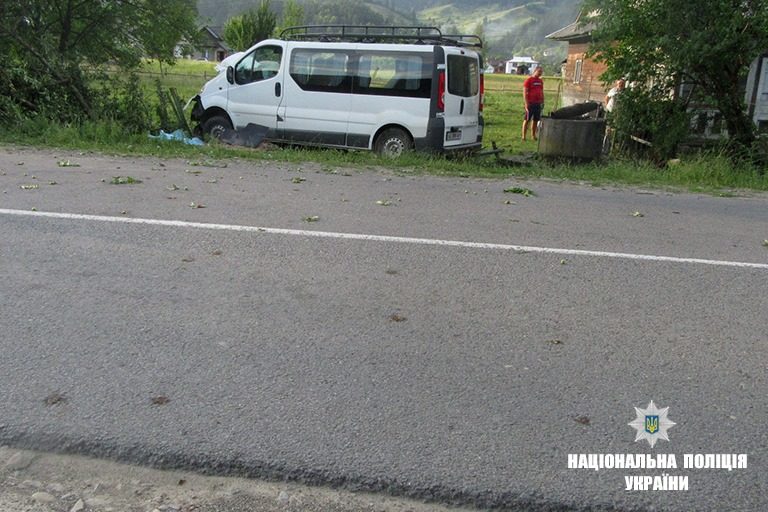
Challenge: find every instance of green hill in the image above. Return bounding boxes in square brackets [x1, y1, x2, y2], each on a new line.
[196, 0, 580, 65]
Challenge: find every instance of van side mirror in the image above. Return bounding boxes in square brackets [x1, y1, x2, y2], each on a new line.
[226, 66, 234, 84]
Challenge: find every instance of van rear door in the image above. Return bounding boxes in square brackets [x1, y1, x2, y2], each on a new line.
[441, 49, 481, 148]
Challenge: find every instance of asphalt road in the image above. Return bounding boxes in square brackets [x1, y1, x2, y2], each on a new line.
[0, 147, 766, 511]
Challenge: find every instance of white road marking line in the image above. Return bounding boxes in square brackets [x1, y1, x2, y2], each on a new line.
[1, 208, 767, 270]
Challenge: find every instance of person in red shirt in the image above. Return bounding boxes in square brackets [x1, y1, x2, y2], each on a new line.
[522, 66, 544, 141]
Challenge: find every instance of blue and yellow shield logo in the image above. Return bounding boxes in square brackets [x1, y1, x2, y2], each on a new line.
[645, 415, 659, 434]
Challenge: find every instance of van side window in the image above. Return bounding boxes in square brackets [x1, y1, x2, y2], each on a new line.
[447, 55, 479, 97]
[354, 53, 431, 98]
[290, 50, 351, 93]
[234, 46, 283, 85]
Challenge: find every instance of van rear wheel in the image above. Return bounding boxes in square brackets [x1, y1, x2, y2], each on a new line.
[374, 128, 413, 158]
[202, 115, 232, 140]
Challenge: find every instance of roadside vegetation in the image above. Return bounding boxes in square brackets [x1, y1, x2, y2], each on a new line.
[0, 1, 765, 194]
[2, 69, 765, 195]
[584, 0, 768, 162]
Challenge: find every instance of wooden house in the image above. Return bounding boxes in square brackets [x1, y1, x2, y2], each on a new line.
[547, 17, 768, 136]
[190, 26, 231, 62]
[545, 17, 607, 106]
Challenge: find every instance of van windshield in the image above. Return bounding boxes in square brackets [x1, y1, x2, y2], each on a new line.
[447, 55, 479, 98]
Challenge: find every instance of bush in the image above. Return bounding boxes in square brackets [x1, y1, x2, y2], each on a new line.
[93, 73, 151, 134]
[609, 88, 690, 163]
[0, 57, 90, 124]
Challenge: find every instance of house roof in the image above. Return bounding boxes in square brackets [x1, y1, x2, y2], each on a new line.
[199, 25, 231, 52]
[546, 11, 598, 42]
[546, 20, 597, 41]
[202, 26, 224, 41]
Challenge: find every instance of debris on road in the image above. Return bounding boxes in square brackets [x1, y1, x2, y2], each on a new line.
[504, 187, 535, 197]
[110, 176, 142, 185]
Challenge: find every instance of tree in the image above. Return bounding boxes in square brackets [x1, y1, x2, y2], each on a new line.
[223, 1, 277, 51]
[473, 22, 488, 60]
[274, 0, 305, 38]
[0, 0, 198, 122]
[583, 0, 768, 155]
[302, 0, 387, 25]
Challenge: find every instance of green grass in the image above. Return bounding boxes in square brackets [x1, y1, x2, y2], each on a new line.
[130, 59, 218, 105]
[2, 118, 766, 194]
[2, 62, 766, 194]
[484, 74, 564, 153]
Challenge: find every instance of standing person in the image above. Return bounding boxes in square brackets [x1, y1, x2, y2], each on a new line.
[522, 66, 544, 141]
[604, 78, 625, 113]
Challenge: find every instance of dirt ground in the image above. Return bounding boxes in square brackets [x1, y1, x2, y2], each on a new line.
[0, 447, 478, 512]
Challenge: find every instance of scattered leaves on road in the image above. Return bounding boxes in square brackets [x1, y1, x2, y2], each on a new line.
[110, 176, 142, 185]
[43, 392, 67, 406]
[189, 202, 206, 208]
[303, 215, 319, 222]
[574, 416, 591, 425]
[187, 159, 226, 168]
[291, 177, 306, 184]
[389, 313, 407, 322]
[376, 200, 392, 206]
[151, 396, 170, 406]
[57, 160, 80, 167]
[504, 187, 535, 197]
[48, 181, 58, 186]
[632, 211, 645, 217]
[167, 184, 179, 191]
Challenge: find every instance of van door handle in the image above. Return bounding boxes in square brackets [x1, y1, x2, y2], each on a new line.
[275, 83, 281, 97]
[460, 99, 464, 115]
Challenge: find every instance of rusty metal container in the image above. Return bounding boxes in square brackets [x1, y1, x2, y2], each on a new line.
[538, 117, 606, 161]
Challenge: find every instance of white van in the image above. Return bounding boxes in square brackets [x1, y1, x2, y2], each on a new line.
[190, 26, 484, 157]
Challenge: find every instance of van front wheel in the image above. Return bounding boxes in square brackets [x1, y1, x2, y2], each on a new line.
[202, 115, 232, 140]
[374, 128, 413, 158]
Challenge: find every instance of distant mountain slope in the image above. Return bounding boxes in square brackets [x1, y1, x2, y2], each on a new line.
[196, 0, 580, 63]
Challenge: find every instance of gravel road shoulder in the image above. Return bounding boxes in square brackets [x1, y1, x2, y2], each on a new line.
[1, 447, 477, 512]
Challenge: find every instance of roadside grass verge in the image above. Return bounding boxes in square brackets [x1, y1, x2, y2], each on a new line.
[1, 118, 766, 195]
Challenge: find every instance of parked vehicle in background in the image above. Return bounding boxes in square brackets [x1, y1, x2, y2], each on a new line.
[190, 25, 485, 157]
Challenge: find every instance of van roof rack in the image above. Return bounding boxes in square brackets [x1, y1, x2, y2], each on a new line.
[279, 25, 483, 48]
[440, 34, 484, 48]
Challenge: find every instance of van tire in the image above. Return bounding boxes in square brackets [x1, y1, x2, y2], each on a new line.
[374, 128, 413, 158]
[202, 115, 232, 140]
